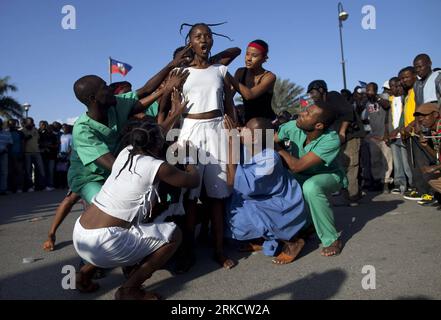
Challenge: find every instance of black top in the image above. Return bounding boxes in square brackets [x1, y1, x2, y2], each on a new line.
[325, 91, 354, 132]
[38, 130, 59, 160]
[240, 68, 276, 123]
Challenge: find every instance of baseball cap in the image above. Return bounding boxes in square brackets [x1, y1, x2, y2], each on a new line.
[382, 80, 390, 90]
[307, 80, 328, 93]
[413, 103, 439, 116]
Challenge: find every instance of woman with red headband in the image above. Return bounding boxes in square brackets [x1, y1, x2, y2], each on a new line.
[228, 39, 276, 124]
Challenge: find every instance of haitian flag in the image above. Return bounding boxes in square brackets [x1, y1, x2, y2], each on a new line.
[110, 58, 132, 76]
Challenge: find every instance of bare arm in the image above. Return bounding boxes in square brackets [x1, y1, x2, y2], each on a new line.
[227, 71, 276, 100]
[159, 88, 189, 132]
[210, 47, 241, 66]
[129, 89, 163, 117]
[95, 153, 115, 172]
[223, 77, 237, 123]
[157, 69, 189, 128]
[224, 115, 239, 187]
[277, 149, 324, 173]
[378, 97, 391, 110]
[338, 121, 350, 143]
[136, 45, 192, 99]
[156, 162, 200, 189]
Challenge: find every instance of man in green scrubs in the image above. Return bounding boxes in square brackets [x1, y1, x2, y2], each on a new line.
[68, 70, 188, 203]
[276, 100, 347, 256]
[67, 76, 139, 203]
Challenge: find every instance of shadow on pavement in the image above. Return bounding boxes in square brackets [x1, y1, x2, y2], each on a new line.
[245, 269, 347, 300]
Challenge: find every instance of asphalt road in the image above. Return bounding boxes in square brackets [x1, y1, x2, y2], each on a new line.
[0, 189, 440, 300]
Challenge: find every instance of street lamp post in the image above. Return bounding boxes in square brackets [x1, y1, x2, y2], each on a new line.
[23, 103, 31, 118]
[338, 2, 349, 90]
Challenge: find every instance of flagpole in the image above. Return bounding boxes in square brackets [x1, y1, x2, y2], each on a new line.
[109, 56, 112, 84]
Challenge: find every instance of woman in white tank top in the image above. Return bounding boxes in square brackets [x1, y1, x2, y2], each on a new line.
[173, 22, 237, 272]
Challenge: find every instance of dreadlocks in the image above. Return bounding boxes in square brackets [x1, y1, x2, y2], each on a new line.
[179, 22, 233, 44]
[115, 122, 165, 179]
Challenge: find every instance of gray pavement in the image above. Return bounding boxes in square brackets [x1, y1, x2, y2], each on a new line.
[0, 189, 440, 300]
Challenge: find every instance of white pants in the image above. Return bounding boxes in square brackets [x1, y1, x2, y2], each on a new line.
[73, 218, 176, 268]
[178, 116, 231, 199]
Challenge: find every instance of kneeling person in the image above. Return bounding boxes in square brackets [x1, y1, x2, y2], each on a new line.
[72, 122, 199, 300]
[276, 100, 347, 257]
[225, 116, 307, 264]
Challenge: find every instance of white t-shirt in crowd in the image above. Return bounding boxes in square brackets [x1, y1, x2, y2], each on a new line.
[391, 96, 403, 130]
[92, 146, 165, 223]
[59, 133, 72, 154]
[182, 64, 227, 114]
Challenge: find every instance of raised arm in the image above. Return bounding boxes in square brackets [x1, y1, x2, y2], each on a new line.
[136, 45, 192, 99]
[227, 70, 276, 101]
[210, 47, 241, 66]
[157, 69, 189, 128]
[129, 89, 164, 117]
[160, 88, 189, 132]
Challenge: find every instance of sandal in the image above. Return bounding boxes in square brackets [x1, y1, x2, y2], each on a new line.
[272, 238, 305, 265]
[238, 242, 263, 252]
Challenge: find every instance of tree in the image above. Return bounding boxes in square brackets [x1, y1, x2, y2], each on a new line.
[0, 76, 23, 119]
[271, 78, 304, 116]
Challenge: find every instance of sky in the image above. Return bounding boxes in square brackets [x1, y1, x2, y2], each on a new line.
[1, 0, 440, 124]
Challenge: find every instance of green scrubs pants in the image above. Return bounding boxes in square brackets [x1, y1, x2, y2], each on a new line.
[295, 173, 342, 247]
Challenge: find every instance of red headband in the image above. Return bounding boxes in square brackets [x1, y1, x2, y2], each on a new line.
[248, 42, 267, 55]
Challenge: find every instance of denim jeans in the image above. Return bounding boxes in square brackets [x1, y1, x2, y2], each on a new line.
[43, 157, 55, 188]
[390, 138, 413, 190]
[8, 153, 24, 192]
[24, 152, 46, 189]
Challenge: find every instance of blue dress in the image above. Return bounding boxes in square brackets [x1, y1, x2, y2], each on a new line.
[227, 148, 306, 256]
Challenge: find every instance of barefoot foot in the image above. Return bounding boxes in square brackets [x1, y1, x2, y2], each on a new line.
[320, 240, 342, 257]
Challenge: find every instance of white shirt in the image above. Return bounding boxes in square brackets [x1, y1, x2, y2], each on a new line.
[391, 96, 403, 130]
[59, 133, 72, 154]
[92, 146, 164, 223]
[182, 64, 227, 114]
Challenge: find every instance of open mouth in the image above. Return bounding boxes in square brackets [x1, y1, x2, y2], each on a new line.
[201, 45, 208, 53]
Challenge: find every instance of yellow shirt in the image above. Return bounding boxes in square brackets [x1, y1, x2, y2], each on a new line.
[404, 88, 415, 127]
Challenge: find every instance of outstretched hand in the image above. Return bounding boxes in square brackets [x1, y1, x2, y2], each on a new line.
[165, 68, 189, 92]
[166, 68, 190, 92]
[172, 45, 193, 68]
[170, 87, 189, 115]
[223, 114, 236, 130]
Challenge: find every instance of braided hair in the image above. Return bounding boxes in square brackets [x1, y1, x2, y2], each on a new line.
[179, 22, 233, 45]
[115, 121, 165, 179]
